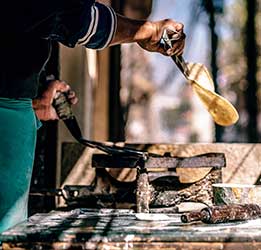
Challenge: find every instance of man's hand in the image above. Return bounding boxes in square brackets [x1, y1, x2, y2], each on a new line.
[32, 80, 78, 121]
[111, 15, 185, 56]
[138, 19, 185, 56]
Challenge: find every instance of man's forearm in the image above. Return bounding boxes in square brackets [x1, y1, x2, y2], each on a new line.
[109, 14, 185, 56]
[110, 14, 153, 45]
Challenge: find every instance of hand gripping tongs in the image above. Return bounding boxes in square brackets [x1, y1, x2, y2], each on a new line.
[160, 29, 239, 126]
[161, 29, 190, 78]
[52, 80, 225, 169]
[52, 30, 187, 161]
[53, 92, 153, 160]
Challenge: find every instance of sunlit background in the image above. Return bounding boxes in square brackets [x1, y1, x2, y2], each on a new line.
[121, 0, 260, 143]
[28, 0, 261, 214]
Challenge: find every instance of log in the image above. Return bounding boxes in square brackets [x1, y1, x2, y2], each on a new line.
[181, 204, 261, 224]
[151, 168, 222, 207]
[136, 169, 151, 213]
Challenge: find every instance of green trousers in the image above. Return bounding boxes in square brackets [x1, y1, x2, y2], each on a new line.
[0, 98, 38, 233]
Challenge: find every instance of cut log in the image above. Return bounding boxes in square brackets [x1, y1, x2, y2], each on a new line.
[151, 168, 222, 207]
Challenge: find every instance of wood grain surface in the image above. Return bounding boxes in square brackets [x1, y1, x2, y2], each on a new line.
[1, 209, 261, 250]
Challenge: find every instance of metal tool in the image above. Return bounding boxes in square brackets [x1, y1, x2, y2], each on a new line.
[161, 29, 239, 126]
[30, 152, 225, 212]
[161, 29, 190, 78]
[53, 91, 153, 158]
[92, 152, 225, 213]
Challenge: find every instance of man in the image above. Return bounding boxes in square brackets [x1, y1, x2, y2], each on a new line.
[0, 0, 185, 233]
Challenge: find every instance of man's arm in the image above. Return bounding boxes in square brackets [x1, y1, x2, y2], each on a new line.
[23, 1, 185, 56]
[110, 14, 185, 56]
[32, 2, 185, 121]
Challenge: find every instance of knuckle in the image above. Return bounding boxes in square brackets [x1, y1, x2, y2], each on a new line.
[163, 18, 172, 23]
[176, 22, 184, 30]
[53, 80, 61, 85]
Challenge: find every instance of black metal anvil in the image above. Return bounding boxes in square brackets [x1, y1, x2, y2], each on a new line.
[92, 152, 225, 169]
[92, 152, 226, 213]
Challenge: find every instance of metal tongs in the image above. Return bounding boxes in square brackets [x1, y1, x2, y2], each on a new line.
[161, 29, 239, 127]
[161, 29, 190, 78]
[53, 92, 153, 159]
[53, 30, 188, 158]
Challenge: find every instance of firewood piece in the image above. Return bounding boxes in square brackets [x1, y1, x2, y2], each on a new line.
[181, 210, 204, 223]
[148, 171, 178, 182]
[136, 169, 151, 213]
[151, 168, 222, 207]
[182, 204, 261, 224]
[177, 168, 212, 183]
[145, 153, 225, 169]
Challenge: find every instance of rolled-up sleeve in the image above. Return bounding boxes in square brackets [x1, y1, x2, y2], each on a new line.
[26, 0, 117, 50]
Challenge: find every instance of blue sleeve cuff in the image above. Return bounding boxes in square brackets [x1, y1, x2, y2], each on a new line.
[77, 2, 117, 49]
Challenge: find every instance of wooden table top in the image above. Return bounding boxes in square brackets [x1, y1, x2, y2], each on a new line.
[1, 208, 261, 250]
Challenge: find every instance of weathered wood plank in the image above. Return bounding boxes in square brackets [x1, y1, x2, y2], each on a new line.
[92, 153, 226, 169]
[61, 143, 261, 185]
[143, 143, 261, 184]
[1, 209, 261, 248]
[3, 242, 261, 250]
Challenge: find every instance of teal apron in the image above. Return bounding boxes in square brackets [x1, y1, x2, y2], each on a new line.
[0, 98, 38, 233]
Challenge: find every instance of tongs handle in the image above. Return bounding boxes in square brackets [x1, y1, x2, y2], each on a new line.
[161, 29, 190, 78]
[171, 55, 190, 78]
[53, 91, 149, 158]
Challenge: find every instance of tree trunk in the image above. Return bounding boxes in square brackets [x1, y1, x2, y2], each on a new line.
[245, 0, 259, 142]
[203, 0, 224, 142]
[109, 0, 126, 141]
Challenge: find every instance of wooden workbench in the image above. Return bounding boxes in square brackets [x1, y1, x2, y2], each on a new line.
[1, 208, 261, 250]
[2, 143, 260, 249]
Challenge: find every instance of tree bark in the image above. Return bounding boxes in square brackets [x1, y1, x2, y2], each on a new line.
[245, 0, 259, 142]
[203, 0, 224, 142]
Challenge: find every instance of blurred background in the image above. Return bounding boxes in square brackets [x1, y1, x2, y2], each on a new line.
[29, 0, 261, 213]
[121, 0, 261, 144]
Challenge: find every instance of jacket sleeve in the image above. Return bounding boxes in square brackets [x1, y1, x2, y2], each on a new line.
[26, 0, 117, 49]
[76, 2, 117, 49]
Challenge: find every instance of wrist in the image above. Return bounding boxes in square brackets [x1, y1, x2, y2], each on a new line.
[111, 14, 154, 45]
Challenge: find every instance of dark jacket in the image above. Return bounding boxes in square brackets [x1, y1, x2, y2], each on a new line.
[0, 0, 116, 98]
